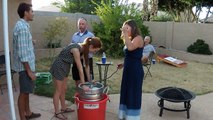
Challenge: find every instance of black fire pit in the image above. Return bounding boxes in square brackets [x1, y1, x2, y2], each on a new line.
[155, 87, 196, 119]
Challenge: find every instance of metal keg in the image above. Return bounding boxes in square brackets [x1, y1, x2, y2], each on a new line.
[77, 82, 104, 101]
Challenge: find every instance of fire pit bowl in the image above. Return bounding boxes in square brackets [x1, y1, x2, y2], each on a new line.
[155, 87, 196, 119]
[155, 87, 196, 102]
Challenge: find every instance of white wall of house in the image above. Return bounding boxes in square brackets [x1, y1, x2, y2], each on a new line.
[0, 0, 31, 51]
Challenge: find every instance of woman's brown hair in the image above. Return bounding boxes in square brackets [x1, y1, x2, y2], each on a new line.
[123, 19, 141, 40]
[81, 37, 102, 66]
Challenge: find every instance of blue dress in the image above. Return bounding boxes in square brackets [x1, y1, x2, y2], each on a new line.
[119, 46, 144, 120]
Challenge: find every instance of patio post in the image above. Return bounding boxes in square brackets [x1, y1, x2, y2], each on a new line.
[2, 0, 16, 119]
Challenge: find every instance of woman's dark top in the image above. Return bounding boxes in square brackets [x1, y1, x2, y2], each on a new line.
[50, 43, 81, 80]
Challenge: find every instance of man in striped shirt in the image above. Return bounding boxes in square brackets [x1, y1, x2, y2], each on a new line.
[13, 3, 41, 120]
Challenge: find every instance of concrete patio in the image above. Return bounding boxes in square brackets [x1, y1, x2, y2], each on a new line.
[0, 85, 213, 120]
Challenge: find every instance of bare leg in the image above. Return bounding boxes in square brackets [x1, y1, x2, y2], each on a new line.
[18, 93, 27, 120]
[60, 78, 68, 110]
[53, 79, 63, 113]
[25, 94, 32, 116]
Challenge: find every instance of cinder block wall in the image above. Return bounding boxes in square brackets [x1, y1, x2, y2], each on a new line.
[31, 11, 100, 49]
[143, 21, 213, 52]
[1, 1, 213, 63]
[144, 21, 213, 63]
[156, 47, 213, 64]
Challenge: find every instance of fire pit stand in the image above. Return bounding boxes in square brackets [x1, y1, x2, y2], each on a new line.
[155, 87, 196, 119]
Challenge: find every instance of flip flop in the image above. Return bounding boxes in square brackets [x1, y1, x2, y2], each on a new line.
[61, 108, 75, 113]
[54, 112, 67, 120]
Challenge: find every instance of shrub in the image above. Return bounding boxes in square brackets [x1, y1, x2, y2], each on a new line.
[187, 39, 212, 55]
[43, 17, 71, 62]
[43, 17, 70, 48]
[152, 12, 173, 22]
[92, 0, 150, 57]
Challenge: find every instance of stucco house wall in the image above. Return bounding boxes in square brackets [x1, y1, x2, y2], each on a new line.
[0, 0, 31, 51]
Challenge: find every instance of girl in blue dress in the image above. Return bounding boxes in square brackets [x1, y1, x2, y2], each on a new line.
[118, 19, 144, 120]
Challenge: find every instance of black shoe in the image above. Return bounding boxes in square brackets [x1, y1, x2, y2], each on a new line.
[25, 112, 41, 119]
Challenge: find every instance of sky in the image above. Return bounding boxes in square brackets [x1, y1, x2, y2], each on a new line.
[32, 0, 141, 10]
[32, 0, 211, 19]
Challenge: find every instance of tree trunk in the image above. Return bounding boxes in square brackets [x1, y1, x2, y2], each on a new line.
[150, 0, 158, 21]
[142, 0, 149, 21]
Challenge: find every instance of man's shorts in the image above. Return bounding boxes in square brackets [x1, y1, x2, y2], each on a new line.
[72, 60, 88, 82]
[19, 71, 35, 93]
[89, 58, 94, 80]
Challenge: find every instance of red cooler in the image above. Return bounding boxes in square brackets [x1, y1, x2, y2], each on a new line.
[75, 93, 108, 120]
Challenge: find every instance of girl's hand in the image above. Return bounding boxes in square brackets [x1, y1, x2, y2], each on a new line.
[117, 63, 124, 69]
[120, 25, 128, 34]
[82, 85, 90, 91]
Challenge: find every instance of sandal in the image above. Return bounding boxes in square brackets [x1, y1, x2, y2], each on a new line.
[54, 112, 67, 120]
[25, 112, 41, 119]
[61, 108, 75, 113]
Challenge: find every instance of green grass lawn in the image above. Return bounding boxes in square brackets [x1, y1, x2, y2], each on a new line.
[35, 56, 213, 103]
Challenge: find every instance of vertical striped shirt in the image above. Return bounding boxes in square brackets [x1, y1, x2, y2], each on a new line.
[12, 19, 35, 72]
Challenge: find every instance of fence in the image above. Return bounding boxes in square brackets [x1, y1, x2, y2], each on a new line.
[143, 21, 213, 52]
[1, 10, 213, 63]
